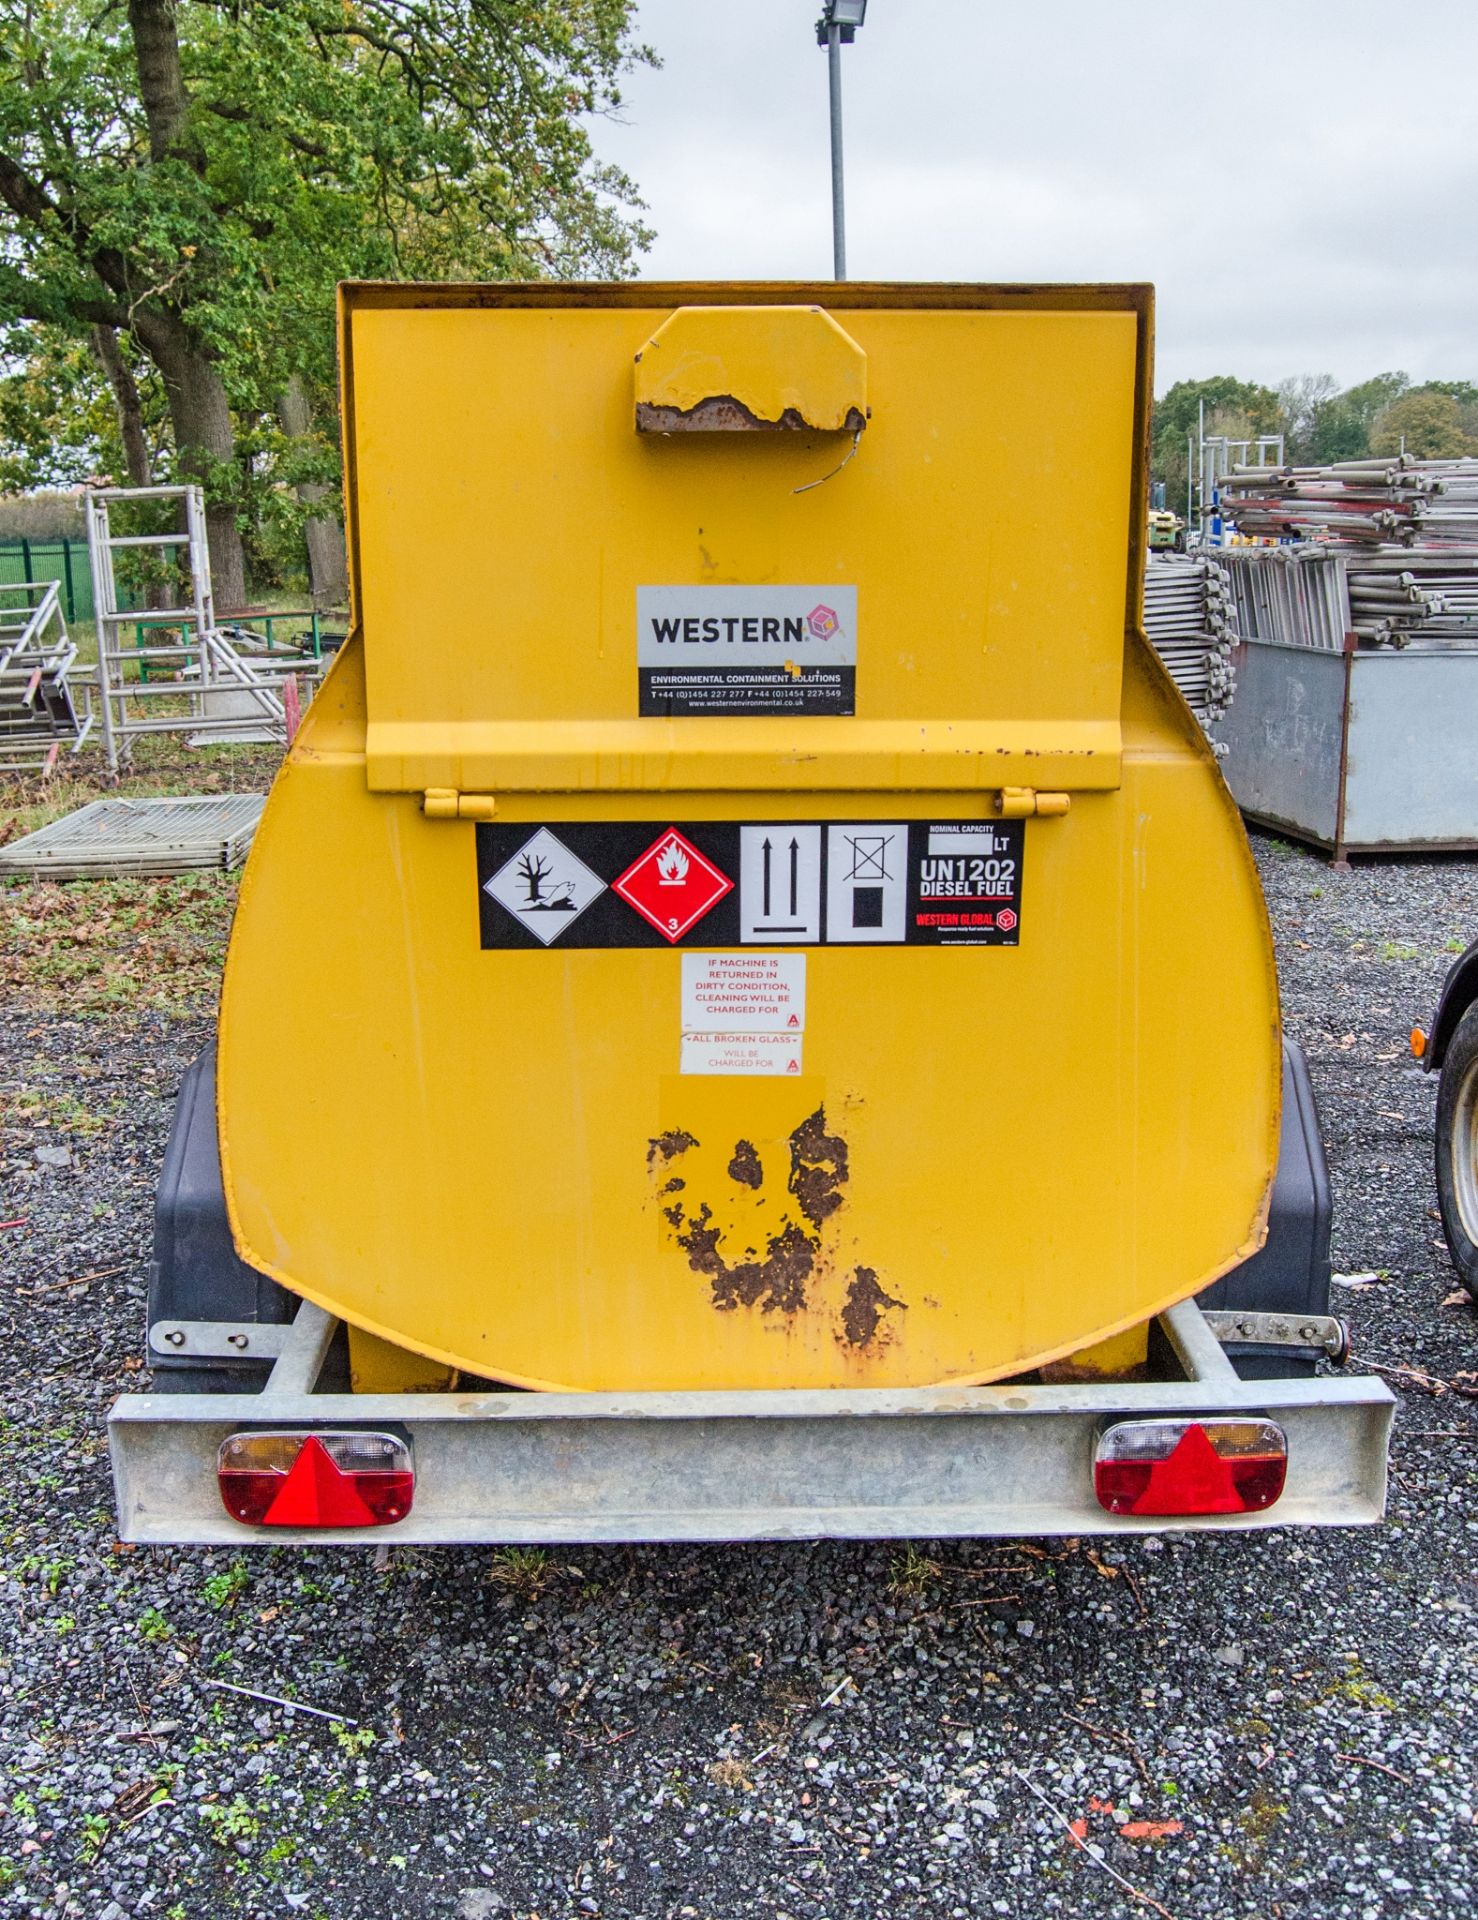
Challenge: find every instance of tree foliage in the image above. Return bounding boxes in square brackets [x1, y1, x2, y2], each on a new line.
[1370, 389, 1476, 460]
[1152, 367, 1477, 493]
[0, 1, 654, 597]
[1151, 376, 1282, 498]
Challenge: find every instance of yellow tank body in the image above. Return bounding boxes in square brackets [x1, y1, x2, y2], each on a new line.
[217, 281, 1280, 1393]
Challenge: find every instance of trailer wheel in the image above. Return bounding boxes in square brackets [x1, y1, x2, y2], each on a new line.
[1436, 1002, 1478, 1298]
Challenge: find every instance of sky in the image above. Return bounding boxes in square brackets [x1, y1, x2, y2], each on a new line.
[591, 0, 1478, 396]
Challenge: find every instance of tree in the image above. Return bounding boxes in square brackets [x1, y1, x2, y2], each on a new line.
[0, 2, 653, 603]
[1303, 371, 1410, 467]
[1305, 400, 1371, 465]
[0, 321, 167, 493]
[1276, 373, 1339, 462]
[1370, 390, 1475, 460]
[1151, 376, 1282, 499]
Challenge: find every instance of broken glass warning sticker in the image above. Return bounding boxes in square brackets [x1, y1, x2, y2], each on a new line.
[482, 828, 606, 945]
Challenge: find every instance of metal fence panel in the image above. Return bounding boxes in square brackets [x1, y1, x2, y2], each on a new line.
[0, 537, 94, 623]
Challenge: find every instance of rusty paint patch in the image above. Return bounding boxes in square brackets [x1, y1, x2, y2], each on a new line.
[636, 396, 867, 435]
[840, 1266, 906, 1347]
[675, 1206, 814, 1315]
[647, 1129, 698, 1169]
[652, 1108, 903, 1341]
[727, 1140, 763, 1189]
[788, 1106, 849, 1227]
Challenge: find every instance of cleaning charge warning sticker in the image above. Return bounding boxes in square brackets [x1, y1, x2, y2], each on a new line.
[476, 820, 1024, 949]
[681, 952, 806, 1032]
[680, 953, 806, 1076]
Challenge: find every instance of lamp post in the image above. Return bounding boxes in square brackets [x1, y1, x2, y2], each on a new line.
[816, 0, 867, 280]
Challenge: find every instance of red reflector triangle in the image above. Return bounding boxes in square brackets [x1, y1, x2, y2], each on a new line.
[263, 1436, 378, 1528]
[1136, 1423, 1243, 1515]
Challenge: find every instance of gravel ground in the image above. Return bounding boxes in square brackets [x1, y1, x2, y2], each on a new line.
[1, 834, 1476, 1920]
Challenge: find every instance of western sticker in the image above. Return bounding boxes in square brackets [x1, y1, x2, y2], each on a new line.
[637, 585, 857, 716]
[910, 821, 1023, 945]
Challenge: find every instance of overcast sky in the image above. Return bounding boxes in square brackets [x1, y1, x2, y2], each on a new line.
[593, 0, 1477, 395]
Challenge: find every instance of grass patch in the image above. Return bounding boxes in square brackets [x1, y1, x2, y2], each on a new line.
[1, 871, 240, 1015]
[485, 1546, 555, 1599]
[1, 735, 281, 1017]
[886, 1543, 943, 1598]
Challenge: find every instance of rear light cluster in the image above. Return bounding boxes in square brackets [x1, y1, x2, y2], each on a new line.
[218, 1431, 414, 1528]
[1093, 1418, 1288, 1517]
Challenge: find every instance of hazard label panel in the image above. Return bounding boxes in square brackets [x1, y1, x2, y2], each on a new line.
[637, 585, 857, 716]
[476, 820, 1024, 949]
[739, 826, 822, 942]
[481, 828, 606, 946]
[910, 822, 1023, 945]
[681, 1033, 804, 1077]
[682, 953, 806, 1034]
[826, 824, 908, 943]
[613, 828, 733, 944]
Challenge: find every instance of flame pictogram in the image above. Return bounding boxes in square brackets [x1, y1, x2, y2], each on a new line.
[613, 828, 733, 943]
[656, 838, 690, 885]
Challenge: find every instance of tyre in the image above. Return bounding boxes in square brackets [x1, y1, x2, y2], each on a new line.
[1436, 1001, 1478, 1298]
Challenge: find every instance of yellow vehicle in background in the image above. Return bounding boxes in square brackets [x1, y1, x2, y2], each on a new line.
[1147, 505, 1186, 551]
[110, 281, 1392, 1546]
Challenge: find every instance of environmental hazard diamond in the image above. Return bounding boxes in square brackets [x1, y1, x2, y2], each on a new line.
[483, 828, 606, 945]
[613, 828, 733, 943]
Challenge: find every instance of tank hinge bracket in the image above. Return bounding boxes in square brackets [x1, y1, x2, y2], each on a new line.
[150, 1319, 293, 1361]
[422, 788, 497, 821]
[994, 788, 1071, 818]
[1202, 1310, 1351, 1365]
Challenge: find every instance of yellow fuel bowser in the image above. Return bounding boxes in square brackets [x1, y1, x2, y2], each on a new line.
[218, 281, 1277, 1393]
[112, 284, 1393, 1545]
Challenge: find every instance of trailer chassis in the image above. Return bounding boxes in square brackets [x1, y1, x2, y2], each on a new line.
[110, 1297, 1393, 1546]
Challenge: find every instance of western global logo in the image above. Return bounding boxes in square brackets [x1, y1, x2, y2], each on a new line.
[636, 584, 857, 718]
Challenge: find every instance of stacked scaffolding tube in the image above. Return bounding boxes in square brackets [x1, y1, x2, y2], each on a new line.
[1143, 553, 1237, 730]
[1218, 455, 1478, 547]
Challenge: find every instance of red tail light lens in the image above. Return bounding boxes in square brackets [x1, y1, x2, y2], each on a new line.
[1093, 1418, 1287, 1517]
[217, 1431, 414, 1528]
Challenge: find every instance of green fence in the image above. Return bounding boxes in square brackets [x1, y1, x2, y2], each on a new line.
[0, 537, 94, 625]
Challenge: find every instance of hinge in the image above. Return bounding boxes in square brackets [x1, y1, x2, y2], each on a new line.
[423, 788, 497, 821]
[995, 788, 1071, 818]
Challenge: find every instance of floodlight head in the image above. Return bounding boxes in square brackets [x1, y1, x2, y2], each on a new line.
[816, 0, 867, 45]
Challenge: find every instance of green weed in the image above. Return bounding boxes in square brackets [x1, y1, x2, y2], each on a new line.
[485, 1546, 553, 1598]
[203, 1560, 249, 1609]
[886, 1544, 943, 1598]
[138, 1606, 171, 1643]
